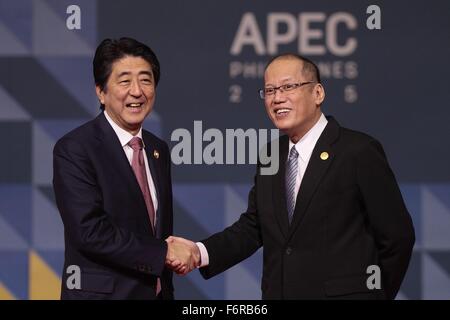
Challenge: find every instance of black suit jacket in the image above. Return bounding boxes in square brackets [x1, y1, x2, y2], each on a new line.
[53, 113, 173, 300]
[200, 116, 415, 299]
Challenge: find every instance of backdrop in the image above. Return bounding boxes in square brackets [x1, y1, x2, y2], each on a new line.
[0, 0, 449, 299]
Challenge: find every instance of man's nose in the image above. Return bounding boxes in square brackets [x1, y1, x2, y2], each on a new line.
[273, 89, 286, 103]
[129, 80, 143, 97]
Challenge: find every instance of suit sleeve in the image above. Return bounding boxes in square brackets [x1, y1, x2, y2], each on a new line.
[356, 139, 415, 299]
[199, 171, 263, 279]
[53, 137, 167, 276]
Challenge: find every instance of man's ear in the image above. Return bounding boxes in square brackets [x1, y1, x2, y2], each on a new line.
[314, 83, 325, 105]
[95, 86, 105, 105]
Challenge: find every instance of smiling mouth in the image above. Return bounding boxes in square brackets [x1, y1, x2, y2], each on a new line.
[126, 103, 144, 108]
[274, 108, 291, 116]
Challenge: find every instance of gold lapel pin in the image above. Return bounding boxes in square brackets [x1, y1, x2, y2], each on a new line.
[320, 152, 329, 160]
[153, 150, 160, 159]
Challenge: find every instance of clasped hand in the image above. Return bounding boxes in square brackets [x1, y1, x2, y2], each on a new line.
[165, 236, 200, 275]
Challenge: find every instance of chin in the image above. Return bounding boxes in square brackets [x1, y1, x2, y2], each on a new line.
[122, 115, 144, 126]
[273, 119, 293, 131]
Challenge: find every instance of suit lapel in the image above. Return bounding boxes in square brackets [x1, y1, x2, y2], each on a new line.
[272, 136, 290, 238]
[142, 132, 163, 239]
[95, 113, 154, 235]
[287, 117, 340, 240]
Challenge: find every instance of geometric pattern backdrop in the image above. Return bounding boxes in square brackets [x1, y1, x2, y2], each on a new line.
[0, 0, 97, 300]
[1, 0, 449, 300]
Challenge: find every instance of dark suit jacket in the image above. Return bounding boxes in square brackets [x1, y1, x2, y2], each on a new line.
[200, 116, 415, 299]
[53, 112, 173, 300]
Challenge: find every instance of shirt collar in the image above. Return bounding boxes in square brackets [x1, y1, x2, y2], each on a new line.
[289, 113, 328, 162]
[104, 110, 144, 148]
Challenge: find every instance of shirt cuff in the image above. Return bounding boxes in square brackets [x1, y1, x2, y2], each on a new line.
[196, 242, 209, 268]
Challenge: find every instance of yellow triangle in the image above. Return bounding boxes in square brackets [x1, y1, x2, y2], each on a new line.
[0, 282, 16, 300]
[29, 250, 61, 300]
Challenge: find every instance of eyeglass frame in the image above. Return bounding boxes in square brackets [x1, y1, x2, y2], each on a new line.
[258, 81, 316, 99]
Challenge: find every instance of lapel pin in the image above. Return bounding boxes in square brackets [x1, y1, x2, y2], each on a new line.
[153, 150, 160, 159]
[320, 152, 329, 160]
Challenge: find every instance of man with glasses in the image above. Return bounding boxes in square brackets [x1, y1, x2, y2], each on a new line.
[169, 54, 415, 300]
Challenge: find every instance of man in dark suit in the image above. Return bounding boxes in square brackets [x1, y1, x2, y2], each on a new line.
[168, 54, 415, 299]
[53, 37, 198, 300]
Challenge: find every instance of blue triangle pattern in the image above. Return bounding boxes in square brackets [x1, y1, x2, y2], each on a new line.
[400, 184, 421, 246]
[426, 185, 450, 214]
[0, 0, 32, 48]
[35, 249, 64, 278]
[37, 118, 91, 141]
[173, 184, 225, 233]
[44, 0, 97, 47]
[0, 250, 29, 299]
[0, 184, 31, 244]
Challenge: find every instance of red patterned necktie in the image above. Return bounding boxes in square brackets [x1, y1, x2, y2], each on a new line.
[128, 136, 161, 296]
[128, 137, 155, 232]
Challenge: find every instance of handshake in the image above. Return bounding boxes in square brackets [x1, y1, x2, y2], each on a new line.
[165, 236, 201, 275]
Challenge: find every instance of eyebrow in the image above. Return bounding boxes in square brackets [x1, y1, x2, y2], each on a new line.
[117, 70, 153, 78]
[265, 78, 296, 87]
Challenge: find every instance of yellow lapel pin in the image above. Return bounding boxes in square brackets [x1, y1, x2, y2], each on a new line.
[320, 152, 329, 160]
[153, 150, 160, 159]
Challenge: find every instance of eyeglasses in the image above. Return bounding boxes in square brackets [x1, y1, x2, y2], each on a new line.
[259, 81, 315, 99]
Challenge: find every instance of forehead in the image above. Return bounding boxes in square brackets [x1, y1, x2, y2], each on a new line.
[110, 56, 152, 75]
[264, 58, 303, 84]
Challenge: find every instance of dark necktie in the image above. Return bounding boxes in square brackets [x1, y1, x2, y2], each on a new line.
[285, 146, 299, 224]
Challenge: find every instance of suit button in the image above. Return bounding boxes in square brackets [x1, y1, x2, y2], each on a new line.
[286, 247, 292, 255]
[139, 265, 145, 272]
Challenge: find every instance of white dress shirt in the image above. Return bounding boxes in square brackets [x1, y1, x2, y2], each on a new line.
[288, 113, 328, 202]
[197, 113, 328, 267]
[104, 111, 158, 219]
